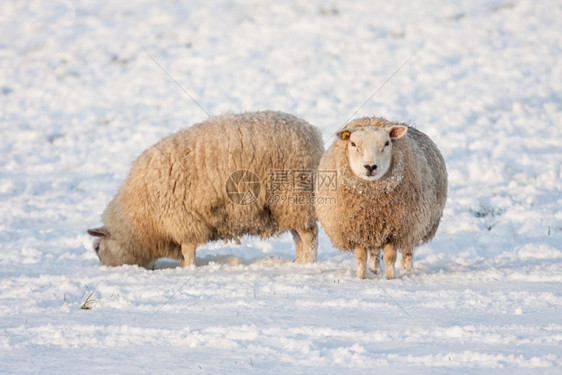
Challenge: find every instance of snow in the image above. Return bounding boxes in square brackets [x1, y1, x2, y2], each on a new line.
[1, 0, 561, 373]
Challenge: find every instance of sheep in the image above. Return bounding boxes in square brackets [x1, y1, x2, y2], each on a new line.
[88, 111, 324, 268]
[315, 116, 447, 279]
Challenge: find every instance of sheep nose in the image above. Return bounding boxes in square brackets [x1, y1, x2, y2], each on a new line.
[364, 164, 377, 175]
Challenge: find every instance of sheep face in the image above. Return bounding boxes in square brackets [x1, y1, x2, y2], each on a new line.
[336, 125, 407, 181]
[87, 227, 145, 267]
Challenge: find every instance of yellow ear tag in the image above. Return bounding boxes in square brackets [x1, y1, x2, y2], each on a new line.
[340, 130, 351, 140]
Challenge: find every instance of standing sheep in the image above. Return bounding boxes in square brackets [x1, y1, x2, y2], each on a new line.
[88, 111, 323, 268]
[315, 117, 447, 279]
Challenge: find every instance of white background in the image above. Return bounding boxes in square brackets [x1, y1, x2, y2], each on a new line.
[1, 0, 561, 373]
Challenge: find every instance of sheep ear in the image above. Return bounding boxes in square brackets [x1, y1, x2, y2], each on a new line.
[88, 227, 108, 237]
[386, 125, 408, 139]
[336, 128, 357, 141]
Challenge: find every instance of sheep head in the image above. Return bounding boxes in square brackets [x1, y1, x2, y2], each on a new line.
[336, 125, 407, 181]
[87, 227, 141, 266]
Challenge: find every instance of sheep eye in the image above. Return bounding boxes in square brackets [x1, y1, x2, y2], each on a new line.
[350, 142, 356, 147]
[384, 141, 390, 147]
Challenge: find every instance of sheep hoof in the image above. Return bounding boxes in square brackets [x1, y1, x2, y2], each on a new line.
[401, 253, 413, 271]
[385, 269, 395, 280]
[356, 264, 367, 279]
[368, 249, 381, 274]
[180, 243, 196, 267]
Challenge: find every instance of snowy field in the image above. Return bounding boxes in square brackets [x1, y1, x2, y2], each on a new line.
[1, 0, 561, 373]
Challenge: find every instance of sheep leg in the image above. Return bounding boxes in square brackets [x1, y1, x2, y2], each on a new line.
[293, 224, 318, 263]
[368, 248, 381, 274]
[383, 243, 396, 279]
[354, 247, 367, 279]
[180, 243, 196, 267]
[401, 249, 413, 271]
[290, 229, 304, 262]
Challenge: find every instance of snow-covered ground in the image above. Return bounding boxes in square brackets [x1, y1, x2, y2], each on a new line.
[1, 0, 561, 373]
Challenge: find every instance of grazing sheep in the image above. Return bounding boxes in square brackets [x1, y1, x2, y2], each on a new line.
[88, 111, 323, 268]
[315, 117, 447, 279]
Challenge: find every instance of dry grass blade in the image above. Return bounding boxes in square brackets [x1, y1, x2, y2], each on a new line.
[80, 291, 97, 310]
